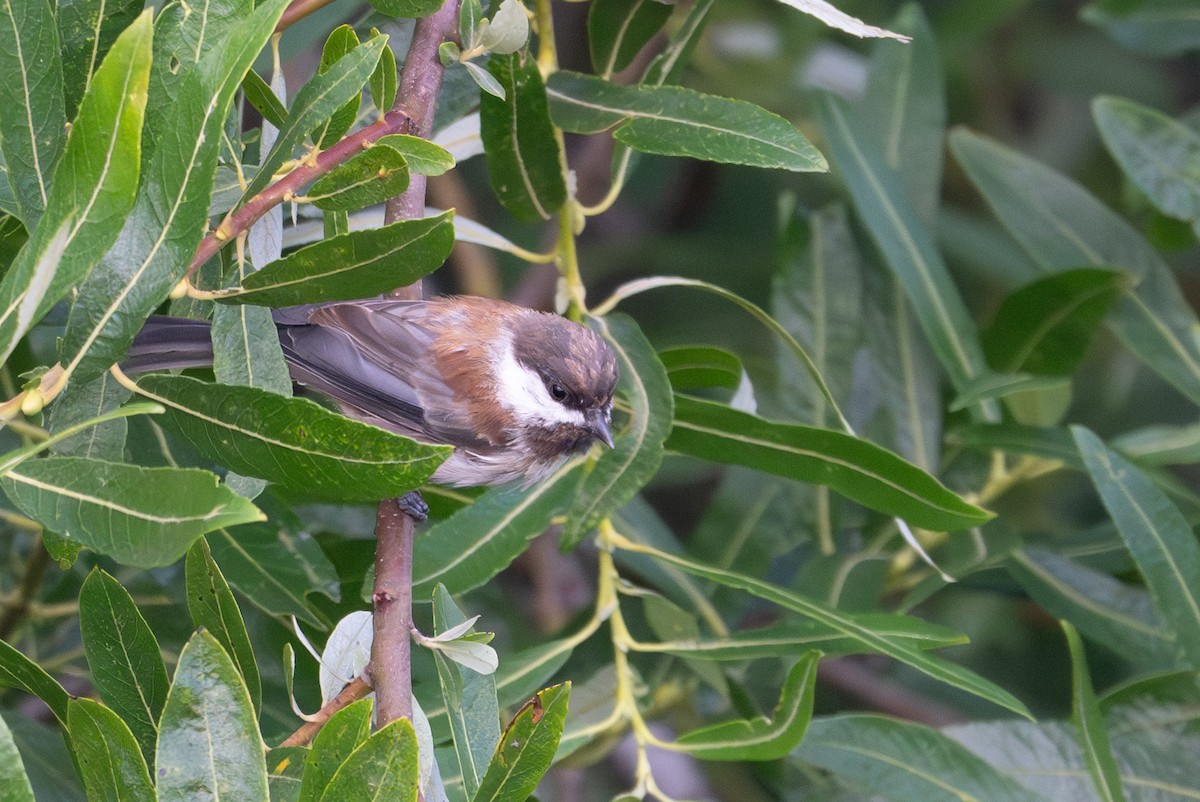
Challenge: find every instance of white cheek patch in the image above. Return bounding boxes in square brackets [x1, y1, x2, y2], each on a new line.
[494, 339, 586, 427]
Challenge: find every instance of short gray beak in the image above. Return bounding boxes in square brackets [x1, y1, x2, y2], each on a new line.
[587, 409, 615, 449]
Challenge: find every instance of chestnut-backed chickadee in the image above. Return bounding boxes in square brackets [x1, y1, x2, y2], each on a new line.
[127, 296, 619, 486]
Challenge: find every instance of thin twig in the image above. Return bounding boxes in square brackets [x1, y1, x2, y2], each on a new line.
[0, 533, 49, 641]
[277, 675, 374, 748]
[277, 0, 337, 32]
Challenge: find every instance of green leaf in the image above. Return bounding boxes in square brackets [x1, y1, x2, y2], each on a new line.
[0, 10, 151, 366]
[950, 127, 1200, 408]
[659, 345, 742, 390]
[156, 630, 268, 801]
[464, 59, 506, 100]
[368, 29, 398, 112]
[375, 134, 456, 176]
[221, 212, 454, 306]
[68, 698, 155, 802]
[0, 0, 65, 229]
[133, 373, 449, 502]
[317, 717, 419, 802]
[79, 569, 169, 762]
[267, 746, 307, 802]
[1062, 621, 1127, 802]
[1073, 426, 1200, 670]
[609, 534, 1030, 717]
[314, 26, 364, 148]
[818, 95, 991, 402]
[59, 0, 291, 384]
[669, 394, 992, 532]
[371, 0, 444, 17]
[561, 315, 673, 549]
[641, 0, 714, 86]
[0, 639, 70, 727]
[548, 71, 827, 172]
[57, 0, 142, 118]
[307, 145, 411, 212]
[1081, 0, 1200, 56]
[0, 712, 34, 802]
[982, 268, 1127, 375]
[480, 53, 567, 222]
[675, 653, 818, 760]
[589, 0, 674, 77]
[47, 372, 132, 460]
[297, 699, 372, 802]
[478, 0, 530, 55]
[212, 303, 292, 395]
[474, 683, 571, 802]
[186, 538, 261, 714]
[0, 457, 264, 568]
[1094, 96, 1200, 225]
[208, 522, 339, 628]
[242, 69, 288, 129]
[795, 714, 1050, 802]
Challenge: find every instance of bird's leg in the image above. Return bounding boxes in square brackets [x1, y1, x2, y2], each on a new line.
[396, 490, 428, 522]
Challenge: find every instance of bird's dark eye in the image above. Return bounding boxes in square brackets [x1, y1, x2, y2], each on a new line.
[549, 383, 568, 402]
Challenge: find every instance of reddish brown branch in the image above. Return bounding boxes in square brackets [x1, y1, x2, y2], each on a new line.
[277, 675, 374, 748]
[369, 499, 419, 726]
[276, 0, 337, 32]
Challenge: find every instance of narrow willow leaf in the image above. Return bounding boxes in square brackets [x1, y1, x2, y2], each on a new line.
[819, 96, 990, 400]
[610, 534, 1030, 717]
[675, 653, 818, 760]
[368, 29, 397, 112]
[58, 0, 142, 117]
[773, 0, 909, 40]
[494, 638, 578, 708]
[1114, 421, 1200, 466]
[375, 134, 455, 175]
[589, 0, 674, 77]
[0, 713, 34, 802]
[186, 539, 261, 714]
[0, 11, 151, 365]
[371, 0, 444, 18]
[317, 717, 419, 802]
[474, 683, 570, 802]
[642, 0, 714, 86]
[659, 345, 743, 390]
[0, 457, 263, 568]
[157, 631, 268, 801]
[0, 0, 65, 228]
[208, 522, 338, 628]
[480, 53, 567, 222]
[314, 26, 365, 148]
[561, 315, 672, 549]
[79, 569, 169, 762]
[212, 303, 292, 395]
[796, 714, 1049, 802]
[221, 212, 454, 306]
[307, 145, 411, 211]
[1081, 1, 1200, 57]
[548, 71, 826, 172]
[0, 402, 162, 477]
[297, 699, 372, 802]
[669, 394, 992, 531]
[47, 372, 132, 460]
[950, 373, 1070, 412]
[1094, 96, 1200, 225]
[950, 128, 1200, 408]
[60, 0, 292, 383]
[0, 639, 70, 726]
[241, 69, 288, 128]
[68, 698, 155, 802]
[1062, 621, 1128, 802]
[134, 373, 449, 502]
[1073, 426, 1200, 670]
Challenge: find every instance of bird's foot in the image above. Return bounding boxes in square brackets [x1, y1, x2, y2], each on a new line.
[397, 490, 428, 522]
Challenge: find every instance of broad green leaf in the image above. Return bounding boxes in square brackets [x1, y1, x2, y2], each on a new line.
[432, 586, 499, 798]
[371, 0, 444, 18]
[307, 145, 411, 212]
[1062, 621, 1127, 802]
[795, 714, 1050, 802]
[186, 538, 261, 714]
[241, 69, 288, 129]
[68, 698, 155, 802]
[659, 345, 742, 390]
[57, 0, 142, 117]
[47, 372, 132, 460]
[314, 26, 364, 148]
[1073, 426, 1200, 670]
[60, 0, 291, 383]
[561, 315, 672, 549]
[220, 213, 454, 306]
[474, 683, 570, 802]
[133, 373, 449, 502]
[79, 569, 169, 761]
[608, 534, 1030, 717]
[0, 639, 70, 726]
[317, 717, 419, 802]
[548, 71, 826, 172]
[950, 128, 1200, 408]
[0, 11, 151, 366]
[675, 653, 818, 760]
[1081, 0, 1200, 56]
[412, 460, 581, 597]
[297, 699, 372, 802]
[982, 268, 1127, 375]
[0, 712, 34, 802]
[772, 0, 909, 40]
[267, 746, 307, 802]
[1094, 96, 1200, 225]
[668, 394, 992, 532]
[368, 28, 397, 112]
[0, 401, 162, 476]
[0, 0, 65, 228]
[818, 96, 991, 402]
[480, 53, 567, 222]
[212, 298, 291, 396]
[375, 134, 456, 175]
[0, 457, 264, 568]
[156, 631, 268, 801]
[589, 0, 674, 77]
[208, 522, 339, 628]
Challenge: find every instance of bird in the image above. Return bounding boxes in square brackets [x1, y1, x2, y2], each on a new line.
[125, 296, 620, 487]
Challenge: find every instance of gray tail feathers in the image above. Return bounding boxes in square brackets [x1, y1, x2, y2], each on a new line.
[124, 317, 216, 373]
